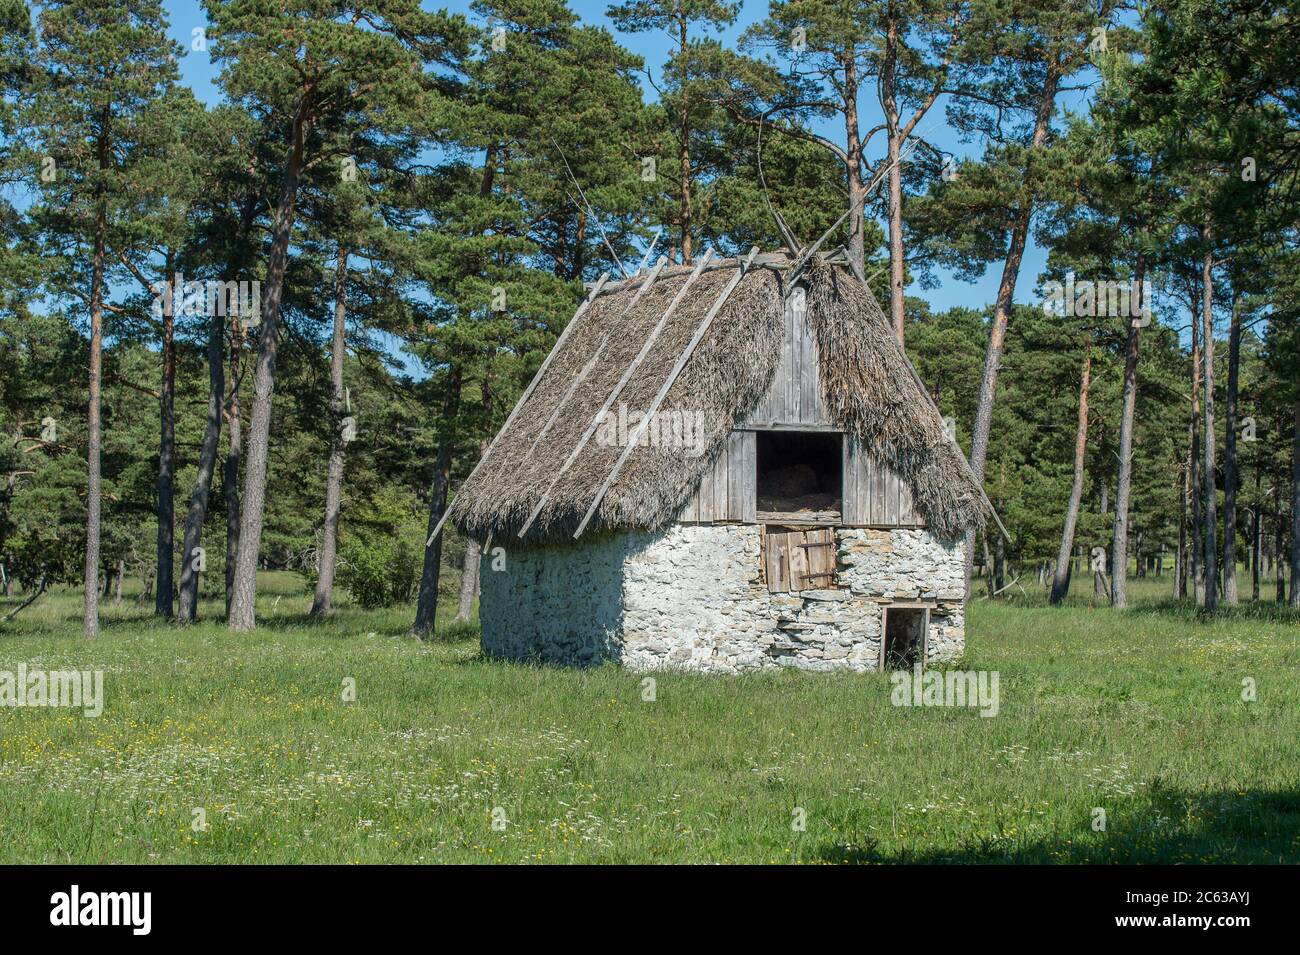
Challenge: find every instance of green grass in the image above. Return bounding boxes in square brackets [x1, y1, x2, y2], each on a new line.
[0, 574, 1297, 863]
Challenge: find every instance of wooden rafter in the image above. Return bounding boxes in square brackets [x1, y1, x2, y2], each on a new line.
[424, 271, 611, 547]
[517, 256, 669, 471]
[518, 250, 714, 539]
[573, 246, 761, 540]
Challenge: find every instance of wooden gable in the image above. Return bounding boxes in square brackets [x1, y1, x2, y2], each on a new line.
[741, 295, 832, 429]
[678, 293, 924, 528]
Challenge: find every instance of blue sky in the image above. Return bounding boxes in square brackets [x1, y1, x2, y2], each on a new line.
[162, 0, 1070, 315]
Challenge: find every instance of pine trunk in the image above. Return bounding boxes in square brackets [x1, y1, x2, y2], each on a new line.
[83, 199, 106, 639]
[965, 64, 1060, 596]
[1191, 312, 1204, 604]
[155, 255, 176, 619]
[1111, 252, 1144, 608]
[1290, 400, 1300, 608]
[228, 98, 311, 631]
[412, 375, 461, 637]
[1200, 236, 1218, 611]
[454, 538, 480, 623]
[1252, 471, 1261, 601]
[881, 15, 905, 339]
[886, 128, 905, 342]
[413, 445, 452, 638]
[225, 315, 243, 617]
[1175, 450, 1188, 598]
[982, 536, 994, 597]
[993, 532, 1005, 595]
[311, 246, 349, 617]
[454, 437, 489, 624]
[1222, 297, 1242, 605]
[176, 304, 225, 623]
[1050, 352, 1091, 604]
[136, 565, 154, 605]
[676, 14, 692, 266]
[842, 54, 866, 277]
[1277, 490, 1287, 603]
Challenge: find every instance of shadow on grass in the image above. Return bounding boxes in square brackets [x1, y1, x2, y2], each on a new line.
[974, 586, 1300, 625]
[248, 610, 479, 642]
[1135, 598, 1300, 625]
[816, 785, 1300, 864]
[0, 592, 481, 646]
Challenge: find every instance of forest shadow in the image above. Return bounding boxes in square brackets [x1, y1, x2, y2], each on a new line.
[815, 785, 1300, 864]
[1136, 598, 1300, 625]
[0, 594, 481, 645]
[198, 609, 479, 644]
[973, 584, 1299, 625]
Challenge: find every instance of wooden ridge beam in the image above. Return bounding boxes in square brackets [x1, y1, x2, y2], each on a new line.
[588, 251, 795, 300]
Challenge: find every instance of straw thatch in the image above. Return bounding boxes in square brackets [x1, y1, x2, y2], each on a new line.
[450, 252, 990, 543]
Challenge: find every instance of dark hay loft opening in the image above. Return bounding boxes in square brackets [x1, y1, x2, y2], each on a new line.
[882, 607, 927, 670]
[756, 430, 842, 516]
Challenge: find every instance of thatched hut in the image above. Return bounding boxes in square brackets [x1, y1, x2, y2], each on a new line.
[448, 249, 991, 673]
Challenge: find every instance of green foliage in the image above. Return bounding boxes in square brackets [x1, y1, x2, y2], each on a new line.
[334, 486, 423, 608]
[337, 537, 419, 609]
[0, 0, 1295, 617]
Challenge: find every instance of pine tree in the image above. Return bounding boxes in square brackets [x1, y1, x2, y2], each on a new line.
[175, 104, 262, 623]
[409, 0, 646, 636]
[909, 0, 1125, 595]
[206, 0, 467, 631]
[25, 0, 180, 637]
[111, 89, 207, 619]
[607, 0, 737, 265]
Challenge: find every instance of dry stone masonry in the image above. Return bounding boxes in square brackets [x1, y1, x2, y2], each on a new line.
[479, 524, 965, 673]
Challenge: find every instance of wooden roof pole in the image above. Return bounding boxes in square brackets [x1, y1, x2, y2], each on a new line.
[590, 251, 791, 299]
[573, 246, 760, 540]
[425, 271, 610, 547]
[784, 137, 925, 290]
[516, 255, 669, 468]
[518, 249, 715, 539]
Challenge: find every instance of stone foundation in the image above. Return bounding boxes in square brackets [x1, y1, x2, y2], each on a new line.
[479, 524, 966, 674]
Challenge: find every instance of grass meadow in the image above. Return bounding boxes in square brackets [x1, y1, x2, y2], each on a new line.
[0, 571, 1297, 863]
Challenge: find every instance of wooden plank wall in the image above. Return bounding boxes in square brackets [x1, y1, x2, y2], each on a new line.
[740, 295, 831, 428]
[680, 432, 922, 527]
[678, 430, 755, 523]
[676, 292, 924, 528]
[842, 436, 923, 526]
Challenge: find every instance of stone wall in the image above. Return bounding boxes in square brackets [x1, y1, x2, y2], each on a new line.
[479, 524, 966, 674]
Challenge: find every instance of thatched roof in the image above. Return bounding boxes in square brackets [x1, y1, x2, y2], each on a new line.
[450, 251, 991, 543]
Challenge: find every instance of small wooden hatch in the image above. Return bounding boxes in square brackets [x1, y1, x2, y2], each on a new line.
[763, 525, 837, 593]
